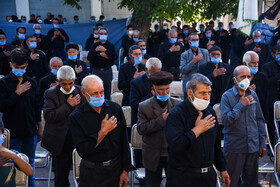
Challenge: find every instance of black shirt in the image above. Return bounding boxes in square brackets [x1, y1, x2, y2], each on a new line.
[87, 41, 118, 69]
[85, 34, 99, 51]
[47, 28, 69, 50]
[121, 35, 135, 58]
[157, 41, 184, 67]
[199, 35, 217, 49]
[165, 99, 226, 171]
[33, 34, 50, 58]
[0, 44, 15, 75]
[69, 100, 134, 172]
[118, 60, 145, 106]
[10, 37, 28, 49]
[0, 72, 41, 138]
[63, 59, 88, 86]
[39, 73, 57, 109]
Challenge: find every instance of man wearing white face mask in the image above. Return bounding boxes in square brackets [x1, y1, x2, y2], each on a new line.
[42, 65, 82, 187]
[165, 73, 230, 187]
[121, 25, 135, 58]
[220, 65, 266, 187]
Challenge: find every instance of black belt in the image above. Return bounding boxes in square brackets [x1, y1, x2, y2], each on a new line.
[177, 165, 213, 174]
[81, 156, 119, 168]
[93, 67, 111, 71]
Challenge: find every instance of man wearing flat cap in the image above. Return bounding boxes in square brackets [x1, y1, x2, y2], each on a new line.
[137, 71, 181, 187]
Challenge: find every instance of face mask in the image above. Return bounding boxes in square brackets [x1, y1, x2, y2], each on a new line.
[100, 35, 107, 42]
[18, 33, 25, 40]
[254, 38, 261, 43]
[155, 29, 159, 32]
[219, 26, 223, 30]
[235, 77, 250, 90]
[276, 54, 280, 62]
[94, 34, 99, 39]
[60, 85, 75, 95]
[63, 22, 67, 24]
[191, 41, 199, 48]
[147, 73, 151, 78]
[38, 19, 43, 24]
[133, 56, 142, 66]
[155, 87, 170, 101]
[133, 37, 139, 42]
[128, 31, 133, 35]
[53, 24, 60, 29]
[183, 30, 189, 34]
[191, 92, 210, 111]
[74, 20, 79, 23]
[163, 26, 167, 30]
[51, 69, 58, 76]
[249, 66, 258, 75]
[211, 57, 220, 64]
[206, 33, 211, 38]
[8, 19, 13, 22]
[91, 20, 96, 23]
[200, 28, 204, 32]
[86, 92, 105, 107]
[29, 42, 37, 49]
[229, 24, 233, 29]
[142, 49, 147, 55]
[21, 20, 26, 23]
[0, 134, 4, 146]
[0, 40, 6, 46]
[12, 68, 26, 77]
[170, 38, 177, 44]
[68, 55, 77, 61]
[35, 29, 41, 35]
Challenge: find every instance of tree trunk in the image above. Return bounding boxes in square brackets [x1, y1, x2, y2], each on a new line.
[129, 15, 152, 42]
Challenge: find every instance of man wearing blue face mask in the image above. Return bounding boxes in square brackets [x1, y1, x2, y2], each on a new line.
[137, 71, 181, 187]
[11, 27, 28, 49]
[26, 35, 49, 83]
[69, 75, 134, 187]
[180, 33, 209, 99]
[199, 27, 217, 50]
[244, 31, 269, 71]
[47, 18, 70, 61]
[0, 31, 15, 76]
[136, 40, 152, 64]
[198, 45, 231, 107]
[87, 27, 118, 100]
[64, 43, 88, 85]
[32, 24, 49, 60]
[118, 45, 145, 106]
[158, 29, 184, 81]
[0, 48, 43, 187]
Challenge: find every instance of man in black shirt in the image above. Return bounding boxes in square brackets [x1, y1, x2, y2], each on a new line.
[0, 48, 42, 187]
[214, 22, 230, 63]
[33, 24, 50, 60]
[11, 27, 28, 49]
[199, 27, 217, 50]
[0, 31, 15, 75]
[87, 27, 118, 100]
[118, 45, 145, 106]
[150, 24, 164, 56]
[157, 29, 184, 81]
[121, 25, 134, 58]
[165, 73, 230, 187]
[69, 75, 134, 187]
[85, 27, 99, 51]
[47, 18, 69, 61]
[44, 12, 52, 24]
[136, 40, 152, 65]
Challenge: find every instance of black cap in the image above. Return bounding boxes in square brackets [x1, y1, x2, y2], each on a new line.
[149, 71, 173, 86]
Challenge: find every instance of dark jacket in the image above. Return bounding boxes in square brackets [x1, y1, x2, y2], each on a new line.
[130, 74, 153, 125]
[198, 61, 231, 106]
[121, 35, 135, 57]
[10, 37, 28, 49]
[47, 28, 69, 50]
[39, 73, 57, 109]
[0, 44, 15, 75]
[118, 60, 145, 106]
[85, 34, 99, 51]
[0, 72, 40, 138]
[63, 59, 88, 86]
[33, 33, 50, 59]
[41, 84, 83, 155]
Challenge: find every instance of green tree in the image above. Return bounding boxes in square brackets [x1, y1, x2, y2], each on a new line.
[64, 0, 239, 40]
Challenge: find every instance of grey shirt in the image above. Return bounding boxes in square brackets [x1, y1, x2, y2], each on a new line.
[220, 85, 266, 153]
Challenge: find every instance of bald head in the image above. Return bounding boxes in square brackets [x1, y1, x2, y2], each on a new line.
[233, 65, 250, 78]
[81, 75, 103, 91]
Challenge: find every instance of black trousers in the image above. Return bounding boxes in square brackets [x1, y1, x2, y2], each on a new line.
[79, 157, 122, 187]
[52, 131, 75, 187]
[166, 166, 216, 187]
[145, 156, 167, 187]
[92, 67, 112, 100]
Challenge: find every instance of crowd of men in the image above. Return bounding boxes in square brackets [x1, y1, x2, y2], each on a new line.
[0, 18, 280, 187]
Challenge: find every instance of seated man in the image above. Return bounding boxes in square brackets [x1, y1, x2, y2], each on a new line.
[64, 43, 88, 85]
[0, 127, 33, 186]
[118, 45, 145, 106]
[137, 71, 181, 187]
[69, 75, 134, 187]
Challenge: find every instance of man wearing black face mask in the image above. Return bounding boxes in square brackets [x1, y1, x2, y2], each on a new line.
[165, 73, 230, 187]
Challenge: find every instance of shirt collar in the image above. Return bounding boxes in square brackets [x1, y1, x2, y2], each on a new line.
[232, 85, 251, 96]
[185, 98, 199, 116]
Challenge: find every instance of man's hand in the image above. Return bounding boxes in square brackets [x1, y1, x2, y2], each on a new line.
[119, 170, 129, 187]
[239, 95, 255, 107]
[249, 84, 256, 91]
[16, 80, 31, 95]
[213, 68, 226, 77]
[142, 58, 147, 64]
[169, 45, 176, 52]
[192, 111, 216, 138]
[30, 53, 39, 60]
[253, 46, 261, 53]
[50, 81, 59, 88]
[3, 50, 11, 57]
[162, 109, 169, 121]
[192, 53, 203, 64]
[36, 38, 42, 43]
[94, 39, 100, 43]
[37, 121, 43, 142]
[0, 146, 16, 160]
[67, 94, 81, 107]
[0, 157, 10, 166]
[173, 45, 180, 52]
[100, 114, 117, 135]
[100, 52, 109, 59]
[244, 38, 253, 46]
[75, 65, 83, 74]
[259, 148, 266, 157]
[133, 69, 145, 79]
[96, 45, 106, 52]
[219, 32, 226, 37]
[220, 170, 230, 187]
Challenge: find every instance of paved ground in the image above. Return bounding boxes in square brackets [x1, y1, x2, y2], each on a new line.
[34, 143, 278, 187]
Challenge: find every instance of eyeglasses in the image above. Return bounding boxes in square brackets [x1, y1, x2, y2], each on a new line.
[100, 33, 107, 35]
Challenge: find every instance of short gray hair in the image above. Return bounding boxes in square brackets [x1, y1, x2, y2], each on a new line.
[33, 24, 41, 29]
[243, 51, 259, 65]
[168, 29, 177, 37]
[133, 30, 140, 35]
[233, 65, 250, 78]
[81, 75, 103, 91]
[57, 65, 76, 81]
[252, 30, 261, 37]
[188, 33, 199, 41]
[49, 57, 63, 66]
[146, 57, 162, 70]
[186, 73, 212, 92]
